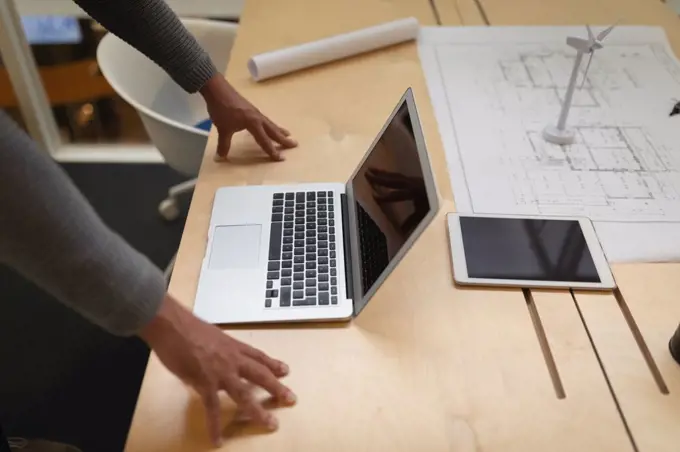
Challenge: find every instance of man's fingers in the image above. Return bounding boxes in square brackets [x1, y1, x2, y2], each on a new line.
[264, 121, 297, 149]
[215, 131, 233, 162]
[240, 359, 296, 405]
[223, 375, 278, 430]
[241, 345, 290, 378]
[250, 122, 282, 161]
[200, 388, 223, 447]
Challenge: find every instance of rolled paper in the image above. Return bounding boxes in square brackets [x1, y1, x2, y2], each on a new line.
[247, 17, 420, 81]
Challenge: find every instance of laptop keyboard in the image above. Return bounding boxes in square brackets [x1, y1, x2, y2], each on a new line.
[356, 203, 389, 292]
[266, 191, 339, 308]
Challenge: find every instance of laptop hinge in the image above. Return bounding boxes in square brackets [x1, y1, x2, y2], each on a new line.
[340, 194, 355, 302]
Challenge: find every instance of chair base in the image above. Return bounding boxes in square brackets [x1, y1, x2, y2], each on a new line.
[158, 179, 196, 221]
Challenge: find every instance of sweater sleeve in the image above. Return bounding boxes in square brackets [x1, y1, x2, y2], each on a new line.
[0, 112, 166, 336]
[73, 0, 219, 93]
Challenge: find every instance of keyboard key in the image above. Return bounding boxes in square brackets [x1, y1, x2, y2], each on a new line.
[282, 260, 292, 269]
[318, 226, 328, 233]
[265, 299, 272, 308]
[266, 289, 278, 298]
[319, 241, 328, 249]
[307, 230, 316, 237]
[283, 229, 293, 237]
[295, 217, 304, 224]
[330, 259, 336, 267]
[330, 235, 336, 242]
[327, 191, 333, 196]
[284, 207, 294, 215]
[317, 191, 326, 197]
[294, 272, 304, 281]
[318, 257, 328, 264]
[267, 281, 273, 289]
[330, 251, 336, 258]
[319, 282, 329, 291]
[284, 215, 294, 222]
[282, 244, 293, 252]
[273, 199, 284, 207]
[306, 245, 315, 253]
[331, 268, 337, 276]
[319, 233, 328, 240]
[330, 243, 336, 250]
[306, 253, 316, 261]
[328, 197, 334, 204]
[267, 272, 279, 280]
[294, 264, 304, 271]
[306, 278, 315, 287]
[319, 292, 330, 305]
[330, 220, 335, 226]
[306, 209, 315, 216]
[285, 192, 294, 200]
[305, 297, 317, 306]
[282, 278, 292, 286]
[284, 221, 293, 229]
[331, 296, 338, 305]
[306, 223, 315, 230]
[294, 239, 304, 247]
[319, 219, 328, 225]
[282, 252, 293, 260]
[274, 193, 284, 199]
[268, 222, 282, 260]
[331, 277, 337, 285]
[317, 211, 327, 219]
[318, 197, 326, 204]
[319, 274, 329, 282]
[295, 232, 304, 239]
[294, 256, 304, 263]
[296, 192, 305, 202]
[295, 209, 304, 217]
[295, 225, 304, 232]
[306, 270, 316, 278]
[293, 290, 304, 299]
[306, 288, 316, 296]
[283, 236, 293, 244]
[293, 281, 303, 289]
[282, 269, 292, 277]
[268, 261, 280, 271]
[319, 265, 329, 273]
[285, 200, 294, 207]
[273, 206, 283, 213]
[318, 205, 327, 211]
[294, 247, 304, 256]
[306, 192, 315, 200]
[330, 227, 335, 234]
[328, 205, 334, 212]
[296, 202, 305, 210]
[293, 299, 307, 306]
[306, 261, 315, 270]
[319, 249, 329, 257]
[306, 237, 316, 245]
[306, 201, 315, 208]
[331, 287, 338, 295]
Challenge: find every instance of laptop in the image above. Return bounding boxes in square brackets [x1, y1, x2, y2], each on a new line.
[193, 88, 439, 324]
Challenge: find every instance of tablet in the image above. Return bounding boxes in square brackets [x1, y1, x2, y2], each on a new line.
[447, 213, 616, 290]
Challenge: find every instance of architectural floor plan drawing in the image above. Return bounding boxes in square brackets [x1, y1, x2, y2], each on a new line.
[419, 26, 680, 262]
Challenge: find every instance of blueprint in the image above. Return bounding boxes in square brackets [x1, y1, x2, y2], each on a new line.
[418, 26, 680, 262]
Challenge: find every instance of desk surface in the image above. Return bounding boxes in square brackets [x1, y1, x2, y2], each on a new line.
[125, 0, 680, 450]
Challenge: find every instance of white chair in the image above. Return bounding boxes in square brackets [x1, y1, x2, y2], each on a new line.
[96, 19, 239, 221]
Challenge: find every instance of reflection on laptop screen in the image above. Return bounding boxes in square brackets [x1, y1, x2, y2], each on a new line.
[351, 101, 430, 296]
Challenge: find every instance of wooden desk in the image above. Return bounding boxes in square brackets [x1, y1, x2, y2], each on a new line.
[125, 0, 679, 450]
[433, 0, 680, 450]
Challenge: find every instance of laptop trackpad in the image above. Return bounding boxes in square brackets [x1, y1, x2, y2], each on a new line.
[209, 225, 262, 269]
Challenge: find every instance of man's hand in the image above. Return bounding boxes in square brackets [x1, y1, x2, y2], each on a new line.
[200, 75, 297, 161]
[139, 294, 296, 447]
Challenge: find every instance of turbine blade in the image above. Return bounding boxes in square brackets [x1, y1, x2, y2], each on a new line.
[597, 22, 618, 41]
[586, 24, 595, 42]
[580, 52, 594, 89]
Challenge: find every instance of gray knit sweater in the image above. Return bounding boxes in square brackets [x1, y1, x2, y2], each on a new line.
[0, 0, 218, 336]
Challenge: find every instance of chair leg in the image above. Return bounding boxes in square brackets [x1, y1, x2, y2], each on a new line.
[159, 179, 196, 221]
[168, 178, 197, 198]
[164, 253, 177, 285]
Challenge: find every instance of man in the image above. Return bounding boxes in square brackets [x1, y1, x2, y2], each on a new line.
[0, 0, 297, 447]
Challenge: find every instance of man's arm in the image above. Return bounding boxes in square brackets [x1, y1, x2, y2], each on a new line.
[74, 0, 218, 93]
[0, 111, 165, 336]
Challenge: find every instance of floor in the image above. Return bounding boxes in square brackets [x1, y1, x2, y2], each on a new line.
[0, 163, 188, 452]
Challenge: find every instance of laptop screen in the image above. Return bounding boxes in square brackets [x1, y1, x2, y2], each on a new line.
[350, 99, 431, 297]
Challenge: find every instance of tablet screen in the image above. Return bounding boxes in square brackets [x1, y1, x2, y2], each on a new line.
[459, 217, 600, 282]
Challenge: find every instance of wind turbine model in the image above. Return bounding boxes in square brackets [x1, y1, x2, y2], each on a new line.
[543, 24, 617, 145]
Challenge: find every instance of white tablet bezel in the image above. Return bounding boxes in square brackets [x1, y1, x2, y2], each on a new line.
[446, 213, 616, 290]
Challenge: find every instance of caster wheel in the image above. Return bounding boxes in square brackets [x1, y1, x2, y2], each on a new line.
[159, 197, 180, 221]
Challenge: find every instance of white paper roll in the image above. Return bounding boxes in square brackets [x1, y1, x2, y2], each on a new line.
[247, 17, 420, 82]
